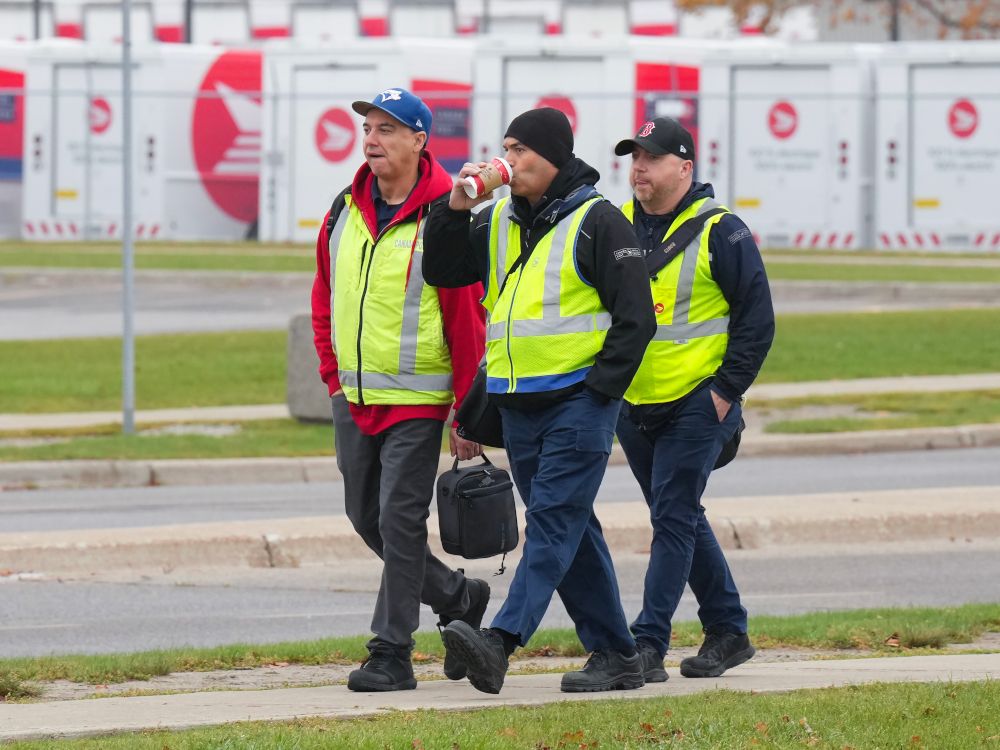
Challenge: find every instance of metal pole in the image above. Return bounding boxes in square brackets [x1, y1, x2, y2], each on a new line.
[32, 0, 41, 39]
[121, 0, 136, 434]
[889, 0, 900, 41]
[184, 0, 194, 43]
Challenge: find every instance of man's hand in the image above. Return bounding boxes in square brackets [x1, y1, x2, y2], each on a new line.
[448, 162, 494, 211]
[710, 389, 731, 422]
[449, 425, 482, 461]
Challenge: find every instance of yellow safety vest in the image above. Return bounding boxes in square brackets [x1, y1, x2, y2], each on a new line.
[623, 197, 730, 405]
[482, 196, 611, 394]
[328, 196, 453, 405]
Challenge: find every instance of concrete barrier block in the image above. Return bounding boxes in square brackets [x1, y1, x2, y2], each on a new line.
[287, 314, 332, 423]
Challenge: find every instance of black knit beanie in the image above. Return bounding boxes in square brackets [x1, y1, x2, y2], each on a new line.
[504, 107, 574, 168]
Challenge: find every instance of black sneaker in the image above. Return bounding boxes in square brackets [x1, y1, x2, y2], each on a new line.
[347, 646, 417, 692]
[441, 621, 508, 694]
[637, 640, 668, 683]
[680, 631, 755, 678]
[560, 649, 645, 693]
[439, 579, 491, 681]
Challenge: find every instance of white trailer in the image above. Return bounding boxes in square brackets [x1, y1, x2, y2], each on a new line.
[699, 44, 877, 250]
[874, 42, 1000, 252]
[0, 41, 28, 238]
[259, 39, 475, 243]
[471, 38, 634, 205]
[21, 43, 262, 240]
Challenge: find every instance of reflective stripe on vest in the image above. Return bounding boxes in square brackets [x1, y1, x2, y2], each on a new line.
[329, 199, 453, 404]
[484, 196, 610, 394]
[485, 200, 612, 343]
[623, 197, 731, 404]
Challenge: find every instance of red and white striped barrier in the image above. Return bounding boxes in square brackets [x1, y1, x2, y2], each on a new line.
[879, 231, 1000, 251]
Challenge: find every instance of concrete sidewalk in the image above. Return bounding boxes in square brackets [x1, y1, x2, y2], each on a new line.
[2, 653, 997, 742]
[2, 485, 998, 573]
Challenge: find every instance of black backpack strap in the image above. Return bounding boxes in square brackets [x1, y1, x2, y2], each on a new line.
[644, 207, 727, 278]
[325, 186, 352, 235]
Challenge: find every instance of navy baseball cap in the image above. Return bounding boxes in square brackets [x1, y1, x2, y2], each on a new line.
[352, 87, 433, 138]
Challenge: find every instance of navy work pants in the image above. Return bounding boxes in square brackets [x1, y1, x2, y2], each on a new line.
[615, 386, 747, 657]
[491, 389, 635, 653]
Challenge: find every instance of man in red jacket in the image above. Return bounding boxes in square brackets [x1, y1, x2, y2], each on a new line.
[311, 87, 488, 692]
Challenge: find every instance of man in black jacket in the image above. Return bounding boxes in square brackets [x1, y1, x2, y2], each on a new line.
[424, 108, 656, 695]
[613, 117, 774, 682]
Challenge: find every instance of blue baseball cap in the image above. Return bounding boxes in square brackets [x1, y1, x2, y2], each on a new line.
[352, 87, 433, 138]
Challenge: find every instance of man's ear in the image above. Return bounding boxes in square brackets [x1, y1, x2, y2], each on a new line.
[414, 131, 428, 152]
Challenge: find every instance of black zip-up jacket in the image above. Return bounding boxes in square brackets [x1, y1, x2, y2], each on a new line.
[629, 181, 775, 406]
[423, 157, 656, 411]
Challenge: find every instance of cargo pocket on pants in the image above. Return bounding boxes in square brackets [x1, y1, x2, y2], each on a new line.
[575, 428, 614, 455]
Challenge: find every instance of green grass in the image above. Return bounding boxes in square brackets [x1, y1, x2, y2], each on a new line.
[759, 389, 1000, 434]
[763, 248, 1000, 261]
[758, 308, 1000, 383]
[3, 310, 1000, 419]
[1, 604, 996, 687]
[0, 242, 314, 273]
[7, 682, 1000, 749]
[0, 331, 286, 413]
[0, 419, 333, 461]
[765, 262, 1000, 284]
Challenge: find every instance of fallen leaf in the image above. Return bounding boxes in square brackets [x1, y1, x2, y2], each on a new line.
[412, 651, 432, 663]
[885, 633, 901, 648]
[755, 722, 769, 734]
[499, 727, 518, 737]
[639, 722, 655, 733]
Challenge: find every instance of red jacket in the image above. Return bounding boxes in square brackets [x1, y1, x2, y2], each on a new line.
[311, 150, 485, 436]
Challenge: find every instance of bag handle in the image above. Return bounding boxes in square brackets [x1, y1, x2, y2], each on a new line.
[451, 454, 496, 472]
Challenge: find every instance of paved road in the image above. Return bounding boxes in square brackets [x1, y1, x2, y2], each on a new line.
[3, 447, 998, 533]
[2, 539, 997, 658]
[4, 270, 999, 340]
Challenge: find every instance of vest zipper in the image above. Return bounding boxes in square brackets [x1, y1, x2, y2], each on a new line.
[356, 239, 375, 404]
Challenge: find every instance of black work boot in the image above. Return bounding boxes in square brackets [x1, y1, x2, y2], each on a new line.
[347, 645, 417, 692]
[637, 640, 668, 683]
[441, 621, 508, 694]
[439, 578, 491, 681]
[560, 649, 645, 693]
[680, 630, 755, 678]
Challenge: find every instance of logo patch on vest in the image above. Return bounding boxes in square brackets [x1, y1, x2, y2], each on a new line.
[394, 238, 423, 251]
[727, 227, 752, 245]
[614, 247, 642, 261]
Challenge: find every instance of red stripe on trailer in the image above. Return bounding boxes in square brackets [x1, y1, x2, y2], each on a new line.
[632, 23, 677, 35]
[108, 223, 117, 237]
[794, 232, 804, 246]
[897, 233, 908, 247]
[56, 23, 83, 39]
[992, 233, 1000, 247]
[810, 233, 822, 248]
[136, 224, 145, 237]
[150, 224, 160, 238]
[69, 223, 78, 236]
[913, 233, 924, 247]
[827, 233, 838, 247]
[252, 26, 290, 39]
[54, 223, 63, 236]
[24, 222, 34, 236]
[880, 233, 891, 248]
[545, 22, 562, 34]
[39, 222, 49, 236]
[156, 24, 184, 43]
[844, 233, 854, 248]
[456, 21, 478, 34]
[930, 233, 941, 247]
[975, 233, 986, 247]
[360, 17, 388, 36]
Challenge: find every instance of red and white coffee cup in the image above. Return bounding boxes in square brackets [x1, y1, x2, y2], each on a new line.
[463, 157, 513, 199]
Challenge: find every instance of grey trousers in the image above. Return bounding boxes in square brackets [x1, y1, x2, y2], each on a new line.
[332, 395, 473, 650]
